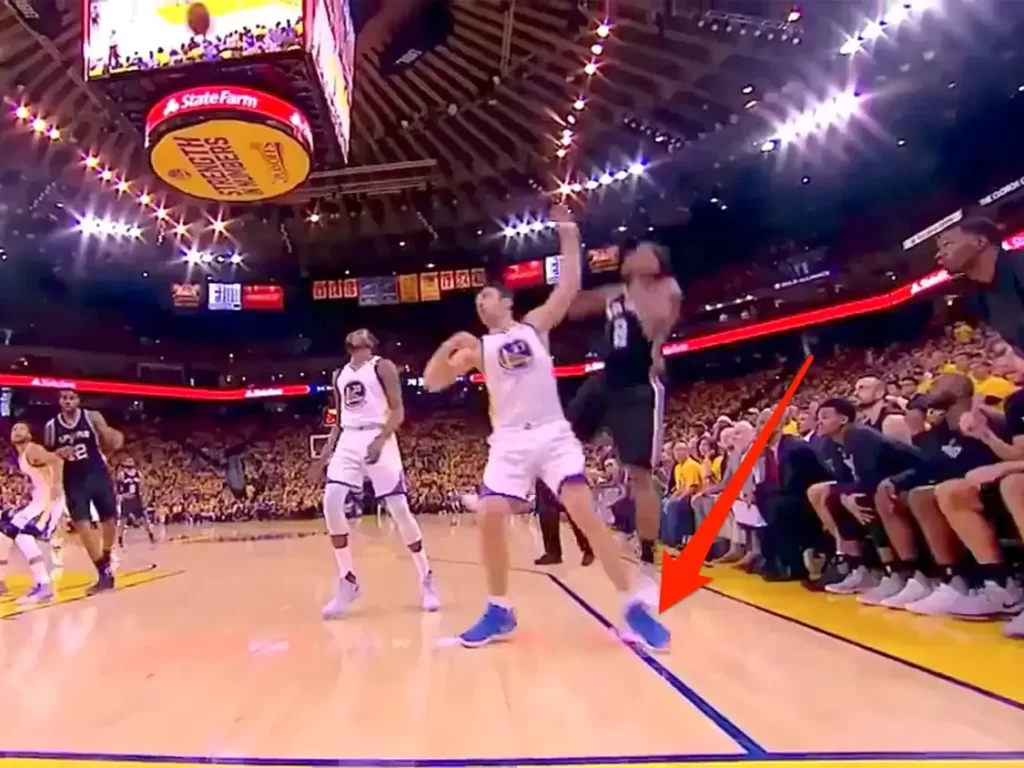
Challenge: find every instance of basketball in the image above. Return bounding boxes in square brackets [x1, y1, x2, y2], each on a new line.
[186, 2, 211, 36]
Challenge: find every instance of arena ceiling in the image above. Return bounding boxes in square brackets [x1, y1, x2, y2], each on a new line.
[0, 0, 1007, 273]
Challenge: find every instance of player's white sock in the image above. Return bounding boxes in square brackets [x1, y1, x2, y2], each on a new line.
[15, 535, 51, 586]
[332, 545, 355, 580]
[488, 596, 511, 609]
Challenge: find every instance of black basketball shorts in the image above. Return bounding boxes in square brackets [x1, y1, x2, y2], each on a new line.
[120, 496, 144, 523]
[979, 481, 1018, 540]
[566, 372, 666, 470]
[65, 471, 118, 524]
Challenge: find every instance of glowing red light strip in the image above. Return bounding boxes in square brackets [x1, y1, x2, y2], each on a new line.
[0, 270, 952, 400]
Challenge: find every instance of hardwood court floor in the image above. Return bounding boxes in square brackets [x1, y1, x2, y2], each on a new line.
[1, 517, 1023, 768]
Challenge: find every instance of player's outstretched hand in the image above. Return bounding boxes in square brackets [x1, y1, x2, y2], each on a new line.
[549, 203, 574, 225]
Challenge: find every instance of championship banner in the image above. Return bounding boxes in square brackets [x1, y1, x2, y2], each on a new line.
[455, 270, 472, 290]
[504, 260, 544, 289]
[171, 282, 203, 308]
[379, 276, 399, 305]
[471, 268, 486, 287]
[343, 278, 359, 298]
[545, 255, 561, 285]
[439, 271, 455, 291]
[328, 279, 344, 300]
[420, 272, 441, 302]
[587, 246, 619, 274]
[144, 86, 314, 203]
[358, 277, 382, 307]
[312, 280, 328, 300]
[398, 274, 420, 303]
[312, 279, 351, 300]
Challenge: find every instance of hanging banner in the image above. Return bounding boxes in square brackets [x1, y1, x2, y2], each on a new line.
[358, 277, 382, 306]
[471, 268, 486, 287]
[379, 276, 399, 305]
[587, 245, 619, 273]
[343, 278, 359, 298]
[504, 260, 544, 289]
[545, 255, 561, 285]
[439, 270, 455, 291]
[420, 272, 441, 302]
[455, 270, 472, 290]
[398, 274, 420, 303]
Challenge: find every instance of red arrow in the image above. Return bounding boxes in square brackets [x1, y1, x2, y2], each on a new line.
[659, 355, 814, 613]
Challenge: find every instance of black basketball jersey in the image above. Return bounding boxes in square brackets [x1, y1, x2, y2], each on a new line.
[865, 404, 898, 433]
[44, 410, 109, 486]
[603, 291, 654, 388]
[118, 468, 142, 499]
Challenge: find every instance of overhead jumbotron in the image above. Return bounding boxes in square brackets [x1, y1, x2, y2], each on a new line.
[84, 0, 354, 202]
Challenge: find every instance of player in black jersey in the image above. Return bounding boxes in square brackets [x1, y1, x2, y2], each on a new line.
[44, 390, 124, 594]
[562, 241, 682, 580]
[117, 457, 156, 547]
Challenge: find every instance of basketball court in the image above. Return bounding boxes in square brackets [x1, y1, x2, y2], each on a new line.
[2, 517, 1023, 768]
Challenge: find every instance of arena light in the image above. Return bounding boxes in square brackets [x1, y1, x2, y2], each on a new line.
[597, 22, 610, 37]
[6, 100, 187, 244]
[839, 1, 937, 56]
[760, 91, 860, 150]
[628, 162, 645, 176]
[229, 253, 244, 265]
[584, 62, 598, 76]
[591, 43, 604, 55]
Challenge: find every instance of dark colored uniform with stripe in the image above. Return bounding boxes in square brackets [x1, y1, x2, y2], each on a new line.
[118, 468, 144, 522]
[567, 291, 665, 469]
[44, 411, 117, 524]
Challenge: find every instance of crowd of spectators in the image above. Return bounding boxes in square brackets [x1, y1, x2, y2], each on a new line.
[87, 16, 302, 78]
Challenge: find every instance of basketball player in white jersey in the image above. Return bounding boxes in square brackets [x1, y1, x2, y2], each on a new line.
[0, 423, 64, 605]
[423, 204, 670, 651]
[310, 328, 440, 617]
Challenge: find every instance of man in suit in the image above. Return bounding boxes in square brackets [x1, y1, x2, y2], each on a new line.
[534, 480, 594, 566]
[755, 428, 835, 580]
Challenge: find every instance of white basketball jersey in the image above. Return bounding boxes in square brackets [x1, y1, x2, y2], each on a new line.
[19, 448, 52, 505]
[481, 322, 566, 431]
[335, 356, 390, 429]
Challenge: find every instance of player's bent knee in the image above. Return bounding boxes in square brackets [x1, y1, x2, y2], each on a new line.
[384, 495, 423, 546]
[323, 484, 353, 536]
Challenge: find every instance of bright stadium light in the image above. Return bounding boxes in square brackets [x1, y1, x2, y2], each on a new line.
[839, 37, 862, 55]
[629, 162, 645, 176]
[585, 179, 599, 190]
[599, 172, 614, 185]
[229, 253, 244, 265]
[502, 226, 516, 237]
[185, 248, 202, 264]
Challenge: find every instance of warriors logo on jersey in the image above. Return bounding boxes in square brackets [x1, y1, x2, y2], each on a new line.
[342, 381, 367, 409]
[497, 339, 534, 372]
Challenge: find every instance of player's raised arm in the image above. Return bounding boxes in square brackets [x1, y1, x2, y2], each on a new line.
[424, 331, 481, 392]
[86, 410, 124, 454]
[567, 283, 623, 321]
[523, 204, 582, 333]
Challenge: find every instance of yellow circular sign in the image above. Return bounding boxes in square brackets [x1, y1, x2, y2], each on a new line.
[150, 119, 311, 202]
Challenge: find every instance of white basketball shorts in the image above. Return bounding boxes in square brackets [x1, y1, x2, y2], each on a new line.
[481, 419, 587, 502]
[8, 498, 64, 539]
[327, 429, 406, 498]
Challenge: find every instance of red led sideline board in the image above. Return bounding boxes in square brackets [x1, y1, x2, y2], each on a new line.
[0, 270, 953, 401]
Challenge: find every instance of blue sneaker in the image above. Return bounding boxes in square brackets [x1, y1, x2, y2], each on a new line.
[16, 582, 54, 606]
[623, 601, 671, 652]
[459, 603, 517, 647]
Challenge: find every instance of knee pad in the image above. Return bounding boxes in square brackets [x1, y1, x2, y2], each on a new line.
[385, 495, 423, 546]
[323, 484, 353, 536]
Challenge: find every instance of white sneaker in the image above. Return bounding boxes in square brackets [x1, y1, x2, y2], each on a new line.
[322, 578, 360, 620]
[825, 565, 879, 595]
[950, 580, 1024, 620]
[421, 572, 440, 612]
[1004, 611, 1024, 638]
[905, 577, 969, 616]
[858, 573, 906, 606]
[880, 572, 932, 609]
[109, 549, 120, 574]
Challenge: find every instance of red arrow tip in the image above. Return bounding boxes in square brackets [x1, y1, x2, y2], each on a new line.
[658, 551, 713, 613]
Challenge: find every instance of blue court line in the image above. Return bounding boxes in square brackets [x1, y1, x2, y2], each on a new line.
[545, 573, 766, 757]
[704, 586, 1024, 714]
[3, 749, 1024, 765]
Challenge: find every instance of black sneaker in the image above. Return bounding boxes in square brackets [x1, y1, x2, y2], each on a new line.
[86, 572, 115, 596]
[534, 553, 562, 566]
[580, 551, 594, 567]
